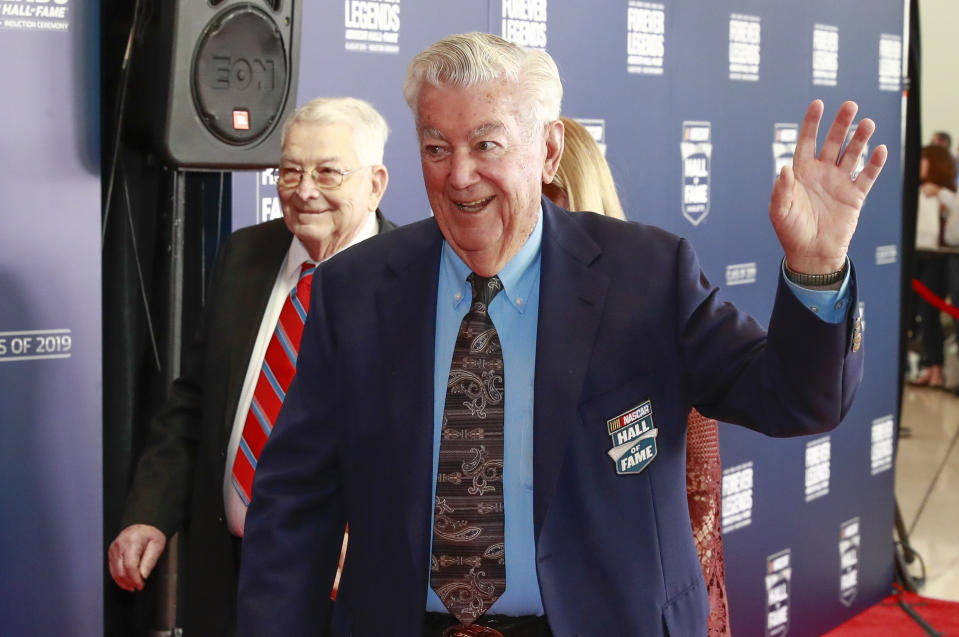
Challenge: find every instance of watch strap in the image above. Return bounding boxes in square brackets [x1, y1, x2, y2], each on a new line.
[783, 258, 848, 286]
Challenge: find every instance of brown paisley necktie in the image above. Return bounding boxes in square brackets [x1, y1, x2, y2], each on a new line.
[430, 273, 506, 625]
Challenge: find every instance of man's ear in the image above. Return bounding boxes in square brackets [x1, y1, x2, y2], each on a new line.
[367, 165, 389, 211]
[542, 119, 565, 185]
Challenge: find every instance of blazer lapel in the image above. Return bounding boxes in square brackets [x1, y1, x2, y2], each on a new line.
[533, 203, 610, 539]
[374, 220, 444, 572]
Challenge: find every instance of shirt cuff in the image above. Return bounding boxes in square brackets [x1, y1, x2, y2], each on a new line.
[781, 258, 852, 324]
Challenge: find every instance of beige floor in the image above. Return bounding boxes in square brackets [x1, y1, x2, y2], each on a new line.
[896, 383, 959, 602]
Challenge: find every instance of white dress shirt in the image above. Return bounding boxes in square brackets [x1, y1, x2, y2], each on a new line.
[223, 211, 378, 536]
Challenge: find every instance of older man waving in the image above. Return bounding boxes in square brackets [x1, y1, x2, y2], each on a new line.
[238, 33, 885, 637]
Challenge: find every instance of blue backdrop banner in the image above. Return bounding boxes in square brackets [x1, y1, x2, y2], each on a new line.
[0, 0, 103, 635]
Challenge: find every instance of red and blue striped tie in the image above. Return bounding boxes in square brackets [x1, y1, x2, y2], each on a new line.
[232, 261, 315, 504]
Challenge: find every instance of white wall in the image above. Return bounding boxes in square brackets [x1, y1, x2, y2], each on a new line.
[920, 0, 959, 149]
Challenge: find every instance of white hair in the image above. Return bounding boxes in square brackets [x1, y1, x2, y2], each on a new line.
[403, 32, 563, 133]
[282, 97, 389, 165]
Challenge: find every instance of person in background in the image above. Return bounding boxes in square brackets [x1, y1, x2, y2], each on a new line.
[911, 144, 959, 387]
[237, 32, 885, 636]
[931, 131, 951, 151]
[543, 114, 730, 637]
[108, 96, 395, 636]
[931, 131, 958, 190]
[542, 117, 626, 220]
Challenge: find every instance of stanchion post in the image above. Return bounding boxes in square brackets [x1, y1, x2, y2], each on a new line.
[148, 168, 187, 636]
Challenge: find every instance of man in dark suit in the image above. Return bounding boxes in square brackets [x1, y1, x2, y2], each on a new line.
[108, 96, 396, 636]
[238, 33, 887, 636]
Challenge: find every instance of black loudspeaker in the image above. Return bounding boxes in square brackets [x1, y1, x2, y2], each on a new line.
[129, 0, 301, 169]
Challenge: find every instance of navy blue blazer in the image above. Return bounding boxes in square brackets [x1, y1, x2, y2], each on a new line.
[237, 199, 863, 637]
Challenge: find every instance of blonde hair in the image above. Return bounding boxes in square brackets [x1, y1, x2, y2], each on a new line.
[551, 117, 626, 220]
[282, 97, 389, 166]
[403, 32, 563, 133]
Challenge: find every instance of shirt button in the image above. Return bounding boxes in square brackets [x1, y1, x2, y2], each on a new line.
[454, 293, 462, 301]
[516, 297, 524, 305]
[835, 300, 845, 311]
[809, 305, 819, 313]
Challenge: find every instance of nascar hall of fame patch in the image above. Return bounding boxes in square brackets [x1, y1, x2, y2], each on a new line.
[772, 123, 798, 180]
[606, 400, 658, 475]
[681, 122, 711, 226]
[839, 518, 860, 606]
[765, 549, 791, 637]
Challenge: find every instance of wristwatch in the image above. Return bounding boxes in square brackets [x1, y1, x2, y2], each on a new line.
[783, 258, 848, 286]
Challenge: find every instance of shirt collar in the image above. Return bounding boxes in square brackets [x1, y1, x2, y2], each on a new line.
[441, 204, 543, 313]
[285, 235, 314, 279]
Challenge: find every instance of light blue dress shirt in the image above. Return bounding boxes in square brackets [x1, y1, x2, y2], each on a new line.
[426, 208, 851, 615]
[428, 212, 545, 615]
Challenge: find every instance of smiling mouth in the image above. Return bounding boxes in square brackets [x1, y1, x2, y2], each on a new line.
[455, 196, 494, 212]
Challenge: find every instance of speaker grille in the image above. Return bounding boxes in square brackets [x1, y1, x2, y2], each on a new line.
[191, 5, 289, 145]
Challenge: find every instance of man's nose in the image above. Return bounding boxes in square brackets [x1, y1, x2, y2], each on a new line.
[295, 173, 320, 200]
[448, 151, 479, 190]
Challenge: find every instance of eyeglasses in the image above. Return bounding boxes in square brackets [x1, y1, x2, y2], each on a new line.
[272, 165, 366, 190]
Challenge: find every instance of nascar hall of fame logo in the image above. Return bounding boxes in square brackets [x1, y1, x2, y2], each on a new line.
[606, 400, 658, 475]
[839, 518, 860, 606]
[773, 123, 798, 179]
[681, 122, 711, 226]
[344, 0, 401, 54]
[765, 549, 791, 637]
[574, 118, 607, 156]
[501, 0, 548, 50]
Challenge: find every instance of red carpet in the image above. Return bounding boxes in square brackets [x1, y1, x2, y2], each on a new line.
[824, 588, 959, 636]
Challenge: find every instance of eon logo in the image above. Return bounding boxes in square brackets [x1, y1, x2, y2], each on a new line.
[210, 56, 278, 92]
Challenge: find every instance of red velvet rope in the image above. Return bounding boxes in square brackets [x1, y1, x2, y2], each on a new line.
[912, 278, 959, 319]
